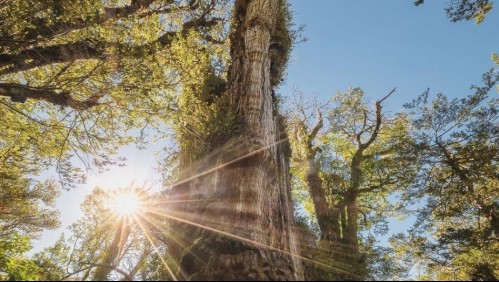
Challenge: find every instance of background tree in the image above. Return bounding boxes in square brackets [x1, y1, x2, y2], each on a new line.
[393, 69, 499, 280]
[31, 186, 170, 281]
[287, 88, 415, 280]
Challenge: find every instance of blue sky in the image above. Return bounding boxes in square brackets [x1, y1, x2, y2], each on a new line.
[31, 1, 499, 256]
[282, 0, 499, 108]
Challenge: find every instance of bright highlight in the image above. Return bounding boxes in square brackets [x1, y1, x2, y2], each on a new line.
[111, 192, 140, 216]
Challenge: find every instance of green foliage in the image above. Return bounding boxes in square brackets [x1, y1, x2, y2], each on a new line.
[0, 232, 42, 281]
[289, 88, 414, 231]
[415, 0, 494, 24]
[287, 88, 416, 280]
[398, 69, 499, 280]
[445, 0, 494, 24]
[0, 4, 228, 277]
[164, 31, 234, 168]
[0, 0, 229, 187]
[0, 170, 60, 237]
[32, 235, 71, 281]
[29, 186, 168, 281]
[270, 0, 294, 87]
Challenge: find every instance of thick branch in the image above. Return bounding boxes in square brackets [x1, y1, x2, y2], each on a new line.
[357, 179, 397, 194]
[0, 16, 222, 76]
[307, 159, 340, 242]
[2, 0, 157, 49]
[103, 0, 157, 20]
[0, 40, 103, 76]
[93, 218, 131, 281]
[0, 83, 103, 110]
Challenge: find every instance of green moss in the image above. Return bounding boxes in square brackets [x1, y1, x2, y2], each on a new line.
[270, 0, 303, 87]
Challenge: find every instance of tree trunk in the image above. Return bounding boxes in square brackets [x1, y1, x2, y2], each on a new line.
[93, 217, 131, 281]
[167, 0, 303, 280]
[307, 160, 340, 242]
[341, 151, 365, 280]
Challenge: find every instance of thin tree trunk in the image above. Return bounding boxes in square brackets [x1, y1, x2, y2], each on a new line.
[340, 151, 365, 280]
[167, 0, 303, 280]
[344, 152, 361, 256]
[93, 217, 131, 281]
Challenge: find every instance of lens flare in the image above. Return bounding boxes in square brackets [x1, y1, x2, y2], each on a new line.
[111, 192, 140, 216]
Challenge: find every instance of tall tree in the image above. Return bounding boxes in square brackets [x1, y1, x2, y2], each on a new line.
[287, 88, 415, 280]
[394, 69, 499, 280]
[0, 1, 307, 280]
[166, 0, 304, 280]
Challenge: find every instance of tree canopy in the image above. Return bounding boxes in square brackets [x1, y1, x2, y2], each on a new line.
[0, 1, 498, 281]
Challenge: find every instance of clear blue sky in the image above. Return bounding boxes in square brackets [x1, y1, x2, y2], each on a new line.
[31, 0, 499, 255]
[282, 0, 498, 107]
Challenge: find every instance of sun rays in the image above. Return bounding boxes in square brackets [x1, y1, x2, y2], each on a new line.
[102, 138, 361, 280]
[110, 192, 141, 216]
[106, 193, 361, 281]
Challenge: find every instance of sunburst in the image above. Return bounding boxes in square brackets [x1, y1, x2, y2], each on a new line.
[109, 190, 142, 217]
[109, 189, 147, 218]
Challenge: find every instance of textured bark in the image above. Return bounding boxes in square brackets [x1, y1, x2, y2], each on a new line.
[168, 0, 303, 280]
[307, 160, 340, 242]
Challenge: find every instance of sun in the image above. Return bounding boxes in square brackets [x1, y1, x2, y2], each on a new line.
[110, 192, 141, 216]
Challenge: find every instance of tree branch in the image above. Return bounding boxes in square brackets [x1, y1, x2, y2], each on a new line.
[308, 109, 323, 143]
[360, 88, 396, 149]
[0, 83, 103, 110]
[0, 40, 103, 76]
[0, 16, 223, 76]
[59, 263, 133, 281]
[378, 87, 397, 104]
[2, 0, 158, 50]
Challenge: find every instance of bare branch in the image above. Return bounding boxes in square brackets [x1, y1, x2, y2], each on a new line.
[308, 108, 323, 142]
[59, 263, 133, 281]
[378, 87, 397, 104]
[360, 88, 397, 149]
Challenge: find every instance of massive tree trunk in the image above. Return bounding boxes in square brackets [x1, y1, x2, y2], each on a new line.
[167, 0, 303, 280]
